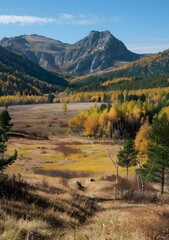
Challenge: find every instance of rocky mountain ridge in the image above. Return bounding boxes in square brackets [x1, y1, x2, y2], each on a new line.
[0, 31, 141, 75]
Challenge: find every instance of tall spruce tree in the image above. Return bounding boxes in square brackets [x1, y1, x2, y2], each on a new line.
[117, 138, 138, 178]
[0, 110, 17, 171]
[137, 113, 169, 194]
[0, 109, 12, 132]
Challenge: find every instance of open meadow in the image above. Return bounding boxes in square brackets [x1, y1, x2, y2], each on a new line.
[5, 102, 121, 178]
[0, 102, 169, 240]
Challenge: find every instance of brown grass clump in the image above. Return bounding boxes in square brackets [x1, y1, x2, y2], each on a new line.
[54, 142, 82, 156]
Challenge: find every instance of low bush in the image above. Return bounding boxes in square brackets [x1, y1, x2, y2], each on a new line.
[54, 143, 82, 156]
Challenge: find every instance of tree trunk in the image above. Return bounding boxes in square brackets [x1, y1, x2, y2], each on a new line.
[136, 173, 144, 196]
[161, 165, 165, 194]
[116, 164, 119, 183]
[141, 178, 144, 196]
[126, 166, 128, 179]
[110, 127, 113, 139]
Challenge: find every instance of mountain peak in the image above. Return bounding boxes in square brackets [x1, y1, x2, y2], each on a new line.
[0, 31, 141, 75]
[89, 30, 111, 35]
[88, 30, 112, 39]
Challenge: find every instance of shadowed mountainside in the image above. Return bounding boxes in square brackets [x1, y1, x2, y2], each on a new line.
[0, 46, 68, 95]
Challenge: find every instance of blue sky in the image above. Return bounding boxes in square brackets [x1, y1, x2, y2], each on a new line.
[0, 0, 169, 53]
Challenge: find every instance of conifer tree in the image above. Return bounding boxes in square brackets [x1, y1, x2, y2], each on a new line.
[117, 138, 138, 178]
[137, 113, 169, 194]
[0, 109, 12, 131]
[0, 110, 17, 171]
[0, 129, 17, 171]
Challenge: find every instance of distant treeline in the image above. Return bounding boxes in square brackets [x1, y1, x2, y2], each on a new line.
[0, 87, 169, 107]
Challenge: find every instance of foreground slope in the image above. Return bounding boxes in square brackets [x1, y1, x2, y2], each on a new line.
[0, 31, 141, 75]
[1, 103, 168, 240]
[72, 49, 169, 91]
[0, 46, 67, 95]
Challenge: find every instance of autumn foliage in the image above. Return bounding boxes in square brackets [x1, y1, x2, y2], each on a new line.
[68, 90, 169, 141]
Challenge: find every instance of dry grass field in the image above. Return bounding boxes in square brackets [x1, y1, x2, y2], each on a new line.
[5, 103, 121, 178]
[0, 103, 169, 240]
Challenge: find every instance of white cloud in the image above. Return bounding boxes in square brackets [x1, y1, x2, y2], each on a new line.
[55, 13, 100, 25]
[0, 13, 120, 26]
[0, 15, 55, 25]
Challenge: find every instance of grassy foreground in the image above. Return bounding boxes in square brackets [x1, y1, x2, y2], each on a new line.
[0, 103, 169, 239]
[0, 174, 169, 240]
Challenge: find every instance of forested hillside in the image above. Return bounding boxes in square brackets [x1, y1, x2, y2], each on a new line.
[0, 46, 68, 95]
[72, 49, 169, 91]
[1, 43, 169, 97]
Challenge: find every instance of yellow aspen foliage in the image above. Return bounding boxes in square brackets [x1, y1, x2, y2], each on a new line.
[61, 102, 67, 114]
[83, 113, 100, 137]
[158, 106, 169, 120]
[90, 96, 99, 102]
[121, 102, 128, 116]
[108, 105, 118, 121]
[132, 105, 141, 119]
[105, 120, 113, 138]
[68, 112, 87, 133]
[126, 100, 135, 113]
[99, 109, 108, 127]
[135, 121, 151, 163]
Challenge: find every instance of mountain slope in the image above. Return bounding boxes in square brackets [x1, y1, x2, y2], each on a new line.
[0, 46, 68, 95]
[0, 34, 69, 73]
[71, 49, 169, 91]
[55, 30, 141, 74]
[0, 31, 141, 75]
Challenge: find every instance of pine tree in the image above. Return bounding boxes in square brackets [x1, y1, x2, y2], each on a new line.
[117, 138, 138, 178]
[137, 113, 169, 194]
[0, 128, 17, 171]
[0, 109, 12, 131]
[0, 128, 7, 159]
[97, 95, 101, 102]
[48, 93, 55, 103]
[0, 110, 17, 171]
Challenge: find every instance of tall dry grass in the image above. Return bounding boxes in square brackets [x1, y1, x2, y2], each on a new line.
[0, 174, 102, 239]
[0, 174, 169, 240]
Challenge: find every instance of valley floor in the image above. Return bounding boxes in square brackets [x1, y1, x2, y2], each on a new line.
[0, 103, 169, 240]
